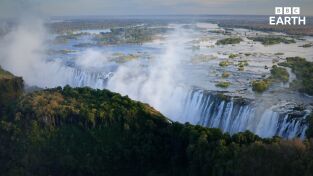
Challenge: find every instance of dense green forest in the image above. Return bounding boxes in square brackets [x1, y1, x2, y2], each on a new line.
[1, 67, 313, 176]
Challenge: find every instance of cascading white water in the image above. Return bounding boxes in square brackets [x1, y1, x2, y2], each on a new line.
[180, 89, 309, 139]
[69, 68, 112, 88]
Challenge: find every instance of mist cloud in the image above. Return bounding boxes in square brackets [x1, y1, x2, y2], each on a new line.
[0, 17, 72, 87]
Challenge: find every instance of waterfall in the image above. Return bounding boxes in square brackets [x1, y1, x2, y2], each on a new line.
[28, 61, 115, 89]
[34, 62, 309, 139]
[180, 89, 309, 139]
[47, 65, 310, 139]
[69, 68, 113, 88]
[51, 66, 310, 139]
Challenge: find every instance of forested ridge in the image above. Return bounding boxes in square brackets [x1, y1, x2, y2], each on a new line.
[1, 67, 313, 176]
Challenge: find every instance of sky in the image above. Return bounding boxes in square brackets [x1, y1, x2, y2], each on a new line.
[1, 0, 313, 18]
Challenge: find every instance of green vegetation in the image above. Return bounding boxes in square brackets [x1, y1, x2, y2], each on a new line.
[54, 32, 86, 44]
[216, 93, 232, 101]
[278, 57, 313, 95]
[238, 60, 248, 67]
[111, 53, 140, 63]
[215, 81, 231, 88]
[248, 36, 296, 45]
[94, 27, 168, 45]
[251, 65, 289, 93]
[0, 66, 24, 113]
[252, 79, 270, 93]
[306, 114, 313, 138]
[219, 60, 231, 67]
[229, 53, 239, 59]
[0, 66, 14, 79]
[216, 37, 242, 45]
[275, 52, 284, 56]
[209, 30, 224, 34]
[299, 43, 313, 48]
[1, 85, 313, 176]
[47, 49, 77, 55]
[55, 26, 170, 46]
[236, 60, 248, 71]
[1, 67, 313, 175]
[270, 65, 289, 82]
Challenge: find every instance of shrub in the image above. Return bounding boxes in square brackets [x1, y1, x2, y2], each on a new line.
[252, 79, 270, 93]
[219, 61, 231, 67]
[215, 81, 231, 88]
[270, 65, 289, 82]
[248, 36, 295, 45]
[229, 53, 239, 59]
[238, 60, 248, 67]
[216, 37, 242, 45]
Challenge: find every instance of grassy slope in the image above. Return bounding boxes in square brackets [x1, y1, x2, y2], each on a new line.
[0, 66, 14, 79]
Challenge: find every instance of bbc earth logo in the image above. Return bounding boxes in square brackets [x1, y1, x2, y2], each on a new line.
[269, 7, 306, 25]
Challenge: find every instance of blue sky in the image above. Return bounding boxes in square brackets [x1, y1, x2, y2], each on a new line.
[1, 0, 312, 18]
